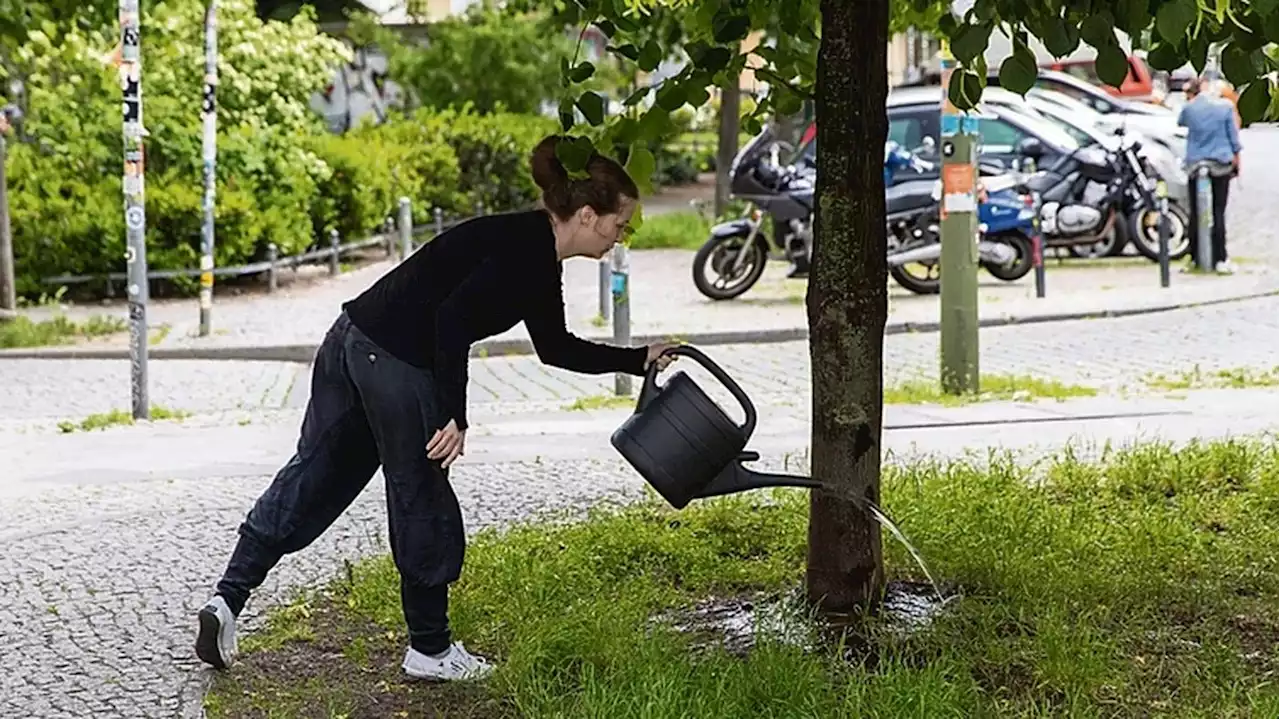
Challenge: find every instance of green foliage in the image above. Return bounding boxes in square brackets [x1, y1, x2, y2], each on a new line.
[347, 6, 626, 116]
[626, 210, 708, 250]
[941, 0, 1280, 124]
[2, 0, 559, 297]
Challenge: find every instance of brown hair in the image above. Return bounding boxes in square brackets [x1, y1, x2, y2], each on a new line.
[529, 135, 639, 221]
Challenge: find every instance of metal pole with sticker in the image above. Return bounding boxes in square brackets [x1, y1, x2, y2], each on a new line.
[598, 258, 611, 323]
[120, 0, 150, 420]
[611, 244, 631, 396]
[1194, 165, 1213, 271]
[937, 39, 980, 395]
[198, 0, 218, 336]
[1156, 179, 1171, 287]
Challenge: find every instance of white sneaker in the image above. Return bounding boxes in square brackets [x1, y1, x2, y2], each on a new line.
[402, 642, 495, 681]
[195, 595, 238, 670]
[1214, 261, 1236, 275]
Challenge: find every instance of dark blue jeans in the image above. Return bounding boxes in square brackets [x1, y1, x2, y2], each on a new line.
[215, 312, 464, 655]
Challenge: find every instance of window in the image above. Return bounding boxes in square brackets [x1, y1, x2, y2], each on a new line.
[976, 118, 1027, 152]
[886, 109, 938, 158]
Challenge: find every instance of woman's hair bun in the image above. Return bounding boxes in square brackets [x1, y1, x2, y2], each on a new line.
[530, 135, 570, 193]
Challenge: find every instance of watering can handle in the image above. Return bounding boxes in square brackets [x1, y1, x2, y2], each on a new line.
[637, 345, 758, 438]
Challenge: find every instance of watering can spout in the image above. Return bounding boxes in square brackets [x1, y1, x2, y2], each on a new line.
[691, 453, 824, 501]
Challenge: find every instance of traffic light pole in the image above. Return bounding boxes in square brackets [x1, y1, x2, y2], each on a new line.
[938, 43, 980, 395]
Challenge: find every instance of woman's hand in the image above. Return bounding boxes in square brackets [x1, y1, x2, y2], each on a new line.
[645, 342, 680, 372]
[426, 419, 466, 469]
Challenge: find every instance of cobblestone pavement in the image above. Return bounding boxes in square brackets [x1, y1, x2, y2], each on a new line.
[4, 296, 1275, 428]
[18, 128, 1277, 352]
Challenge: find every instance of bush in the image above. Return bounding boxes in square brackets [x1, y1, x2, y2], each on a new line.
[3, 0, 560, 298]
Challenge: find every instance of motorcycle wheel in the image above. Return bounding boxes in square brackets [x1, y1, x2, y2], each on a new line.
[889, 259, 941, 295]
[692, 232, 769, 300]
[1128, 202, 1191, 261]
[981, 232, 1035, 282]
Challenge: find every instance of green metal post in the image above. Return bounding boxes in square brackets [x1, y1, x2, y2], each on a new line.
[937, 42, 979, 395]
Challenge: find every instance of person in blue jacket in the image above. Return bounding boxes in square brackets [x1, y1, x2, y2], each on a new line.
[1177, 76, 1242, 274]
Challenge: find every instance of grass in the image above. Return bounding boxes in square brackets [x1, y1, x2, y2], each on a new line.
[1143, 365, 1280, 392]
[629, 211, 710, 251]
[57, 405, 189, 433]
[562, 394, 636, 412]
[205, 436, 1278, 719]
[884, 374, 1098, 405]
[0, 314, 126, 348]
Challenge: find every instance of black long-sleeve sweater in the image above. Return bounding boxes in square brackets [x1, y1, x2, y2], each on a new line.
[342, 209, 647, 430]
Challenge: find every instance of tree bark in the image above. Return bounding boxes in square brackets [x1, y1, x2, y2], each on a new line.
[805, 0, 889, 615]
[714, 83, 740, 218]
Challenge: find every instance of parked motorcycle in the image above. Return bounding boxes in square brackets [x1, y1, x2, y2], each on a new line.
[1012, 131, 1190, 260]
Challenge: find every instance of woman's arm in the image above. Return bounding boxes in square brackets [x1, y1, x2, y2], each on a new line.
[524, 261, 647, 376]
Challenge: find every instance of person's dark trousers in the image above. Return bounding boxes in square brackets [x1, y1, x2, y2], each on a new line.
[1187, 173, 1232, 268]
[213, 312, 465, 656]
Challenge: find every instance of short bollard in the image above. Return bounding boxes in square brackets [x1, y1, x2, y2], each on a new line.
[1194, 165, 1213, 271]
[598, 257, 612, 323]
[398, 197, 413, 261]
[1030, 192, 1046, 298]
[474, 201, 484, 218]
[434, 207, 444, 236]
[267, 243, 278, 293]
[1156, 179, 1171, 288]
[328, 229, 341, 276]
[384, 216, 395, 257]
[611, 244, 631, 396]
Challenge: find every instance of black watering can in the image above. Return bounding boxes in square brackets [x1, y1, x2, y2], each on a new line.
[610, 346, 822, 509]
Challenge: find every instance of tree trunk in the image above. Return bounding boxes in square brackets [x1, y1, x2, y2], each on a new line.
[805, 0, 889, 615]
[714, 83, 740, 218]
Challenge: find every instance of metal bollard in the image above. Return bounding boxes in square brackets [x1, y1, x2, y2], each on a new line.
[1194, 165, 1213, 271]
[384, 216, 395, 256]
[267, 243, 278, 293]
[398, 197, 413, 261]
[329, 229, 340, 275]
[1156, 179, 1171, 288]
[611, 244, 631, 396]
[598, 257, 612, 323]
[1030, 192, 1046, 298]
[434, 206, 444, 236]
[474, 200, 484, 218]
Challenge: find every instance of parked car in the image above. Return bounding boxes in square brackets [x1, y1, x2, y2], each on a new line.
[1041, 54, 1161, 104]
[1025, 84, 1188, 157]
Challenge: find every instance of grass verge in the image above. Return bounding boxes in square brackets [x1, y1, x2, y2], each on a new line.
[884, 373, 1098, 405]
[562, 394, 636, 412]
[205, 437, 1277, 718]
[0, 314, 126, 348]
[629, 211, 710, 251]
[1143, 365, 1280, 392]
[57, 405, 189, 433]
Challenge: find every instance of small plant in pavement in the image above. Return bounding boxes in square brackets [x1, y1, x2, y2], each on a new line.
[0, 315, 126, 349]
[57, 405, 190, 433]
[884, 373, 1097, 405]
[1143, 365, 1280, 392]
[562, 394, 635, 412]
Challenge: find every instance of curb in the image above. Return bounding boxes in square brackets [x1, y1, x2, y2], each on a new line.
[1, 289, 1275, 363]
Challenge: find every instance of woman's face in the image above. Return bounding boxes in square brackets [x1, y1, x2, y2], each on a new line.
[577, 197, 637, 259]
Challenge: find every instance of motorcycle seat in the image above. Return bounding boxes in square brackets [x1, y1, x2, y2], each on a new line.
[886, 190, 936, 215]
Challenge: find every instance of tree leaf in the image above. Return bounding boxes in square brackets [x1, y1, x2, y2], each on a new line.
[638, 40, 663, 72]
[610, 43, 640, 61]
[938, 12, 958, 35]
[624, 145, 655, 195]
[1156, 0, 1197, 44]
[595, 20, 616, 38]
[556, 135, 595, 175]
[1116, 0, 1152, 35]
[655, 80, 686, 111]
[1041, 15, 1080, 57]
[698, 47, 733, 73]
[568, 62, 596, 83]
[1188, 30, 1210, 72]
[623, 86, 649, 106]
[1237, 79, 1271, 124]
[575, 91, 606, 126]
[558, 97, 575, 132]
[637, 106, 669, 142]
[1221, 46, 1261, 86]
[712, 14, 751, 44]
[948, 68, 983, 110]
[1080, 12, 1116, 49]
[1094, 43, 1129, 87]
[687, 85, 711, 107]
[950, 22, 991, 64]
[1252, 0, 1279, 20]
[1147, 41, 1184, 71]
[998, 48, 1038, 93]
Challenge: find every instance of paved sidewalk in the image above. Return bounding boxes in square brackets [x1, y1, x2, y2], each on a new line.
[1, 386, 1275, 718]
